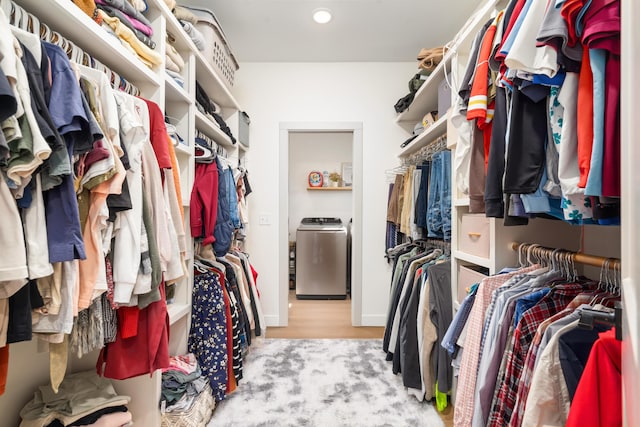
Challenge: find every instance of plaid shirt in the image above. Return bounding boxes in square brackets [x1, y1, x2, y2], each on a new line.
[510, 293, 595, 427]
[488, 282, 586, 427]
[453, 265, 541, 427]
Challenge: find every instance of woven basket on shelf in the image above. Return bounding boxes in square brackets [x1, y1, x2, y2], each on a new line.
[161, 383, 215, 427]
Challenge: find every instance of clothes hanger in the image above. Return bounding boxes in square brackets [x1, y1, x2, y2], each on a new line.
[193, 259, 211, 274]
[549, 247, 564, 273]
[40, 22, 52, 42]
[525, 243, 541, 267]
[590, 259, 612, 305]
[517, 242, 527, 268]
[27, 9, 38, 33]
[194, 144, 215, 162]
[599, 259, 622, 307]
[65, 40, 76, 60]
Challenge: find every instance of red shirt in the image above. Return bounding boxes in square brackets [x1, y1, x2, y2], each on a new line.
[566, 328, 621, 427]
[0, 345, 8, 396]
[190, 162, 219, 246]
[97, 285, 169, 379]
[140, 98, 172, 170]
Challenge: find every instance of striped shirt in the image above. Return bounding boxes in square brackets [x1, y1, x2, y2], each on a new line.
[453, 265, 541, 427]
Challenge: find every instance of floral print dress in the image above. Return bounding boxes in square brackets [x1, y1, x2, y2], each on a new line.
[189, 269, 228, 402]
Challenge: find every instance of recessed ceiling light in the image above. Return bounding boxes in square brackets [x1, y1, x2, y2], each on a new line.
[313, 8, 332, 24]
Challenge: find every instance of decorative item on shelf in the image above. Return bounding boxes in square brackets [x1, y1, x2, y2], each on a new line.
[422, 111, 438, 130]
[322, 171, 329, 187]
[329, 172, 341, 187]
[341, 163, 352, 187]
[308, 171, 323, 188]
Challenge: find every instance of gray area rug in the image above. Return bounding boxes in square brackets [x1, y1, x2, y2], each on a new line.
[208, 339, 444, 427]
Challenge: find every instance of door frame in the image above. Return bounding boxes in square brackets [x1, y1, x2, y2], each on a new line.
[278, 122, 364, 326]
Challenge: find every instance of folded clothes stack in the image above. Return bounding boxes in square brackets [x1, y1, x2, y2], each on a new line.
[20, 371, 132, 427]
[96, 0, 155, 49]
[165, 41, 185, 73]
[195, 82, 236, 143]
[70, 0, 162, 69]
[161, 354, 212, 421]
[166, 69, 185, 87]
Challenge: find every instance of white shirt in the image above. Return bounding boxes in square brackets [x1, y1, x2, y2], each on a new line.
[504, 0, 559, 77]
[522, 320, 578, 427]
[556, 73, 584, 196]
[111, 92, 145, 304]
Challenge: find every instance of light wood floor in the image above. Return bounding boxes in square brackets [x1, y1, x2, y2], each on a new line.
[266, 291, 384, 339]
[264, 290, 454, 427]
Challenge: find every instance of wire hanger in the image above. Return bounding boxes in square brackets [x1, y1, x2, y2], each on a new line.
[406, 135, 448, 166]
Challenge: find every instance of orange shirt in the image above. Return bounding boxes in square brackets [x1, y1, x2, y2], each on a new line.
[577, 46, 594, 188]
[166, 134, 185, 224]
[0, 345, 8, 396]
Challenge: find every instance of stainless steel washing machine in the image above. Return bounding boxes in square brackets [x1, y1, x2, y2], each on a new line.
[295, 217, 347, 299]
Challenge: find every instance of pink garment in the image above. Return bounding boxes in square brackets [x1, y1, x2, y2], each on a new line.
[601, 54, 620, 197]
[162, 353, 198, 375]
[582, 0, 620, 55]
[118, 9, 153, 36]
[87, 411, 133, 427]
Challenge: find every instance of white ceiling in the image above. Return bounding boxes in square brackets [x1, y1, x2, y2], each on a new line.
[182, 0, 480, 62]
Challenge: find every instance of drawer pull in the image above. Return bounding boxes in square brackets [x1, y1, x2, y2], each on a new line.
[468, 232, 482, 238]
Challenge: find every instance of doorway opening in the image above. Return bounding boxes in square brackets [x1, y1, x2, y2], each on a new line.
[276, 122, 364, 334]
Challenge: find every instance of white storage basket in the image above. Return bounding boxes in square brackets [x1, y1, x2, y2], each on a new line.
[187, 6, 239, 90]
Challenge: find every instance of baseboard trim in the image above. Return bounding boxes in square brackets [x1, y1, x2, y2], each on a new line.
[360, 315, 386, 327]
[264, 314, 282, 327]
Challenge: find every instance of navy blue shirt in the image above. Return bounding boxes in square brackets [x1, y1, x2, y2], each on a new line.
[42, 43, 87, 262]
[559, 324, 611, 400]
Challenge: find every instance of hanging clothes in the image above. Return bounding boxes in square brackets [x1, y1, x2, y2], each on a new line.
[383, 243, 453, 405]
[0, 5, 189, 393]
[452, 0, 621, 226]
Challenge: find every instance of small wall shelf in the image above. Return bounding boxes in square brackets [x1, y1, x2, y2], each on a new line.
[307, 187, 352, 191]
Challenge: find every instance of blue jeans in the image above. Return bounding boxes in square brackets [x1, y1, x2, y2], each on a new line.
[426, 150, 452, 240]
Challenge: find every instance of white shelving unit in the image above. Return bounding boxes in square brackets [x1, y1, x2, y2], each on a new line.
[195, 110, 235, 148]
[395, 54, 453, 131]
[165, 74, 192, 104]
[398, 115, 448, 156]
[1, 0, 248, 425]
[194, 52, 240, 119]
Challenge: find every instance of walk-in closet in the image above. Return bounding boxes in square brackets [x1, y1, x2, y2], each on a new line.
[0, 0, 636, 426]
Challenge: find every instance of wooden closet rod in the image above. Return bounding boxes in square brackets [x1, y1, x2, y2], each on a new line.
[510, 242, 621, 269]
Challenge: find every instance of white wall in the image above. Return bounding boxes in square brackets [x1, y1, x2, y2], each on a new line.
[288, 131, 353, 239]
[235, 62, 415, 326]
